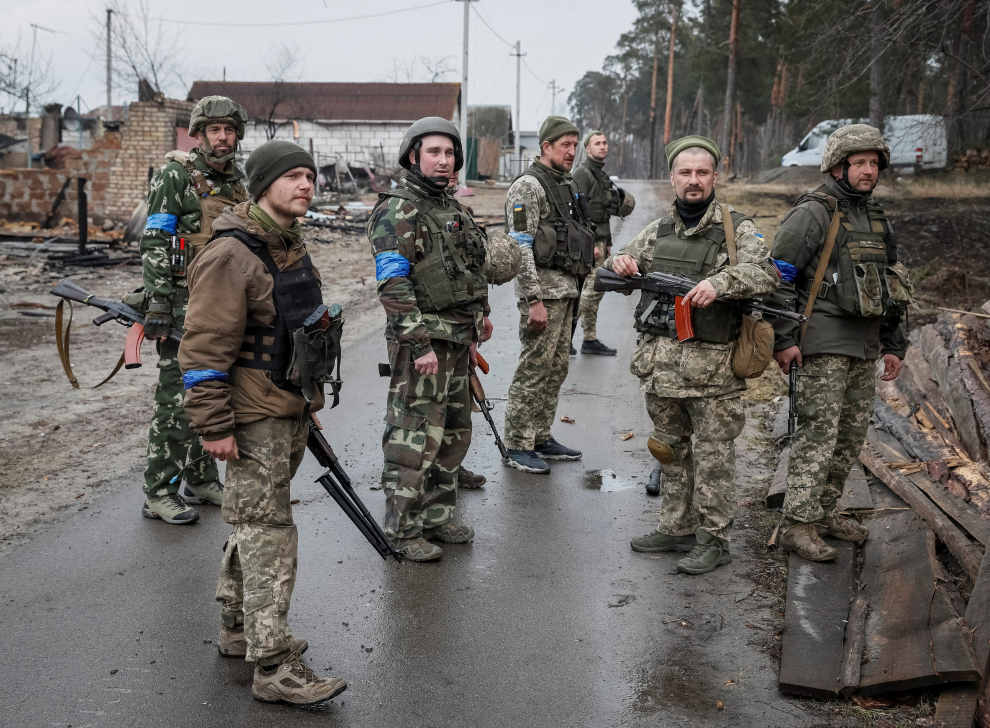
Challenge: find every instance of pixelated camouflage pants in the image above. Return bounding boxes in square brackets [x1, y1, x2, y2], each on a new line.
[216, 416, 308, 663]
[577, 266, 605, 341]
[504, 297, 574, 450]
[645, 392, 745, 545]
[144, 313, 218, 496]
[381, 339, 472, 540]
[781, 354, 876, 530]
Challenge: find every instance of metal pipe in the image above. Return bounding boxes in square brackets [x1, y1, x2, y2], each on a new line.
[77, 178, 88, 257]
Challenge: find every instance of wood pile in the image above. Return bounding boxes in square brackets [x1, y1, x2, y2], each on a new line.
[772, 305, 990, 725]
[952, 148, 990, 172]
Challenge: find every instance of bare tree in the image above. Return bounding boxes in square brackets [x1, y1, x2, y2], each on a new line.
[94, 0, 185, 98]
[381, 56, 456, 83]
[0, 36, 58, 114]
[258, 44, 302, 140]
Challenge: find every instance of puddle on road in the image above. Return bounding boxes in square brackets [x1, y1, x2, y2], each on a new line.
[583, 469, 636, 492]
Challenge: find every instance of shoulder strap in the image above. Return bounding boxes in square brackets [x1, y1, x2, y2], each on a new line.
[217, 228, 281, 279]
[54, 299, 126, 389]
[720, 204, 738, 267]
[521, 166, 570, 220]
[799, 194, 841, 347]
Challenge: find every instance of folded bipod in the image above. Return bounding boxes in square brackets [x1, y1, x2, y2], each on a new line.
[306, 417, 403, 562]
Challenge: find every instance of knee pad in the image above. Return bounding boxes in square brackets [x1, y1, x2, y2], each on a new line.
[648, 436, 675, 464]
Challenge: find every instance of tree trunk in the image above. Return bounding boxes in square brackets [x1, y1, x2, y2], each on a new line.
[619, 82, 630, 174]
[719, 0, 740, 172]
[696, 84, 704, 135]
[869, 0, 884, 134]
[663, 4, 679, 151]
[649, 32, 661, 178]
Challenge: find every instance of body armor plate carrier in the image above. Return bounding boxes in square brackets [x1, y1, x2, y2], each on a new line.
[519, 163, 596, 276]
[635, 210, 749, 344]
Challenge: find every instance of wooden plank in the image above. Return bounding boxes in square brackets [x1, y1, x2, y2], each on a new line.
[936, 545, 990, 728]
[838, 465, 874, 512]
[779, 540, 857, 698]
[860, 445, 982, 583]
[907, 470, 990, 546]
[858, 507, 980, 694]
[940, 313, 990, 460]
[866, 426, 912, 462]
[772, 397, 789, 444]
[767, 446, 789, 509]
[840, 594, 869, 696]
[874, 396, 957, 461]
[927, 529, 982, 684]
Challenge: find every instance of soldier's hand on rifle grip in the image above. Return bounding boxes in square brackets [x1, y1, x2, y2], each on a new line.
[773, 345, 803, 375]
[143, 310, 173, 342]
[482, 316, 493, 343]
[682, 279, 718, 308]
[528, 300, 548, 332]
[880, 353, 902, 381]
[612, 255, 639, 277]
[202, 434, 239, 462]
[414, 350, 439, 376]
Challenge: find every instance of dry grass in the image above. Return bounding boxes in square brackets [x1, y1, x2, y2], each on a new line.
[883, 170, 990, 199]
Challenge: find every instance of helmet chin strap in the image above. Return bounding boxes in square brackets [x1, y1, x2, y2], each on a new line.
[409, 142, 451, 193]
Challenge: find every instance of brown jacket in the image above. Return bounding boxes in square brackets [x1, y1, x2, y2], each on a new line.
[179, 201, 324, 439]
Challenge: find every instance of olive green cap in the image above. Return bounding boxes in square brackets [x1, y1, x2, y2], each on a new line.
[245, 140, 317, 200]
[584, 130, 605, 147]
[664, 135, 721, 168]
[539, 116, 579, 145]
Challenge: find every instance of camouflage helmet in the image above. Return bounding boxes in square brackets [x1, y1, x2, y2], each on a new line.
[483, 229, 521, 285]
[189, 95, 249, 140]
[820, 124, 890, 172]
[618, 189, 636, 218]
[398, 117, 463, 172]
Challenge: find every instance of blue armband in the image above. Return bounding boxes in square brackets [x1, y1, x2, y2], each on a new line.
[182, 369, 230, 390]
[508, 231, 534, 249]
[145, 213, 178, 234]
[375, 251, 411, 280]
[771, 259, 799, 283]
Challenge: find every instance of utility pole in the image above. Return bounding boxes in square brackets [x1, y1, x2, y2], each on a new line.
[76, 95, 83, 148]
[106, 8, 113, 124]
[456, 0, 475, 157]
[513, 40, 523, 177]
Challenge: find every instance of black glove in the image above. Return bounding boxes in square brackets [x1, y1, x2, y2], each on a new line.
[144, 310, 173, 340]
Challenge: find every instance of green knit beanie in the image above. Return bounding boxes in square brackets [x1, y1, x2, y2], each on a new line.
[584, 130, 605, 147]
[539, 116, 579, 146]
[665, 135, 721, 169]
[245, 140, 317, 200]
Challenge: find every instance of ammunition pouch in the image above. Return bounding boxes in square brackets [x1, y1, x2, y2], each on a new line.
[287, 304, 344, 406]
[520, 165, 595, 276]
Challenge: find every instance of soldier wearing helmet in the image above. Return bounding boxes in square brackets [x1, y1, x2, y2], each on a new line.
[137, 94, 250, 526]
[367, 116, 493, 561]
[765, 124, 913, 562]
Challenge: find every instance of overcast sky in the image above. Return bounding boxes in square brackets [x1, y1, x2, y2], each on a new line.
[4, 0, 639, 132]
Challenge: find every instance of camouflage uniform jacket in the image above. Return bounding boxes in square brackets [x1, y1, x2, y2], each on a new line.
[504, 158, 581, 302]
[602, 199, 779, 398]
[140, 148, 246, 306]
[763, 174, 908, 360]
[367, 175, 491, 361]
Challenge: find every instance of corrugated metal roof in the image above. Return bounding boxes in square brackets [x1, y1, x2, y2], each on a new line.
[187, 81, 460, 122]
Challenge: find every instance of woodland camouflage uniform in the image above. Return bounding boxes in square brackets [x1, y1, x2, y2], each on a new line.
[141, 147, 247, 498]
[604, 200, 778, 546]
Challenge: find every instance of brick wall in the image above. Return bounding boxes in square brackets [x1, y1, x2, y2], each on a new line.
[104, 98, 194, 221]
[0, 134, 121, 225]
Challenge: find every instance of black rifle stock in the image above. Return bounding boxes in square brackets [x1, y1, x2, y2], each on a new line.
[307, 417, 403, 562]
[50, 279, 182, 346]
[788, 365, 798, 438]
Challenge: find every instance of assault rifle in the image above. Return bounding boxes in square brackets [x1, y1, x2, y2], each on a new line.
[788, 365, 799, 438]
[594, 268, 807, 342]
[307, 415, 404, 562]
[470, 352, 508, 463]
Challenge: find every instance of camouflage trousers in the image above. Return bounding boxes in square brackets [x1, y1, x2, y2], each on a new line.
[216, 416, 308, 663]
[381, 338, 472, 540]
[645, 392, 745, 545]
[781, 354, 876, 531]
[504, 297, 574, 450]
[144, 316, 218, 497]
[577, 266, 605, 341]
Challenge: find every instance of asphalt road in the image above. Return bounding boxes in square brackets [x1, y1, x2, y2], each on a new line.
[0, 181, 811, 727]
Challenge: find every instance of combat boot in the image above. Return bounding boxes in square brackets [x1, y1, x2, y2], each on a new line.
[570, 344, 577, 356]
[252, 646, 347, 706]
[780, 523, 838, 561]
[581, 339, 617, 356]
[816, 515, 869, 542]
[505, 449, 551, 474]
[425, 522, 475, 543]
[218, 624, 309, 658]
[645, 467, 662, 497]
[534, 438, 582, 461]
[457, 466, 486, 489]
[142, 493, 199, 525]
[180, 479, 224, 506]
[630, 530, 695, 553]
[676, 531, 732, 575]
[392, 536, 443, 562]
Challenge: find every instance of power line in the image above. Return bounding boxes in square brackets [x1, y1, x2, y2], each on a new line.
[470, 4, 512, 46]
[480, 52, 512, 103]
[118, 1, 453, 28]
[522, 57, 546, 86]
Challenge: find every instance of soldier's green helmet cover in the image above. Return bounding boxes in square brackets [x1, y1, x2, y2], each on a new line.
[483, 229, 522, 285]
[820, 124, 890, 172]
[188, 95, 249, 164]
[398, 117, 464, 173]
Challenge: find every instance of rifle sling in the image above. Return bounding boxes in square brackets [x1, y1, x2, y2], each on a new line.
[55, 299, 126, 389]
[720, 204, 738, 266]
[799, 195, 841, 347]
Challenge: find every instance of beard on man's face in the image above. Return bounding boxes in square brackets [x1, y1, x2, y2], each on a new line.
[678, 184, 708, 203]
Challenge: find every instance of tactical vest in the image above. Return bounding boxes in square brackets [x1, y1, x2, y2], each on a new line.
[635, 210, 749, 344]
[173, 153, 248, 276]
[220, 229, 324, 391]
[798, 187, 911, 318]
[519, 163, 596, 276]
[579, 160, 620, 241]
[374, 187, 488, 314]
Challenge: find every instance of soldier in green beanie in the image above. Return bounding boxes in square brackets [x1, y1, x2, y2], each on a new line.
[501, 116, 595, 474]
[571, 130, 635, 356]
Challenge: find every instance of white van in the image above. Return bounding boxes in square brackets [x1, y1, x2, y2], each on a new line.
[781, 114, 947, 171]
